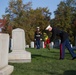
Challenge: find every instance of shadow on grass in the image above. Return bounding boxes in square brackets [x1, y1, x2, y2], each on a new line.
[63, 70, 76, 75]
[31, 54, 50, 58]
[31, 54, 58, 60]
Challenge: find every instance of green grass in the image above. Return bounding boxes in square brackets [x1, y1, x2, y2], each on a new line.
[10, 48, 76, 75]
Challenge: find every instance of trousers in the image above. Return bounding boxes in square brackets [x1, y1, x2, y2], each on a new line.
[60, 39, 76, 59]
[36, 39, 40, 49]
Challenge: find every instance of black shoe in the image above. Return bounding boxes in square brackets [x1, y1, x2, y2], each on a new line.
[72, 57, 76, 60]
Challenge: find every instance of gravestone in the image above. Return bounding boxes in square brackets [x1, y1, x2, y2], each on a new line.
[9, 28, 31, 63]
[30, 41, 34, 48]
[50, 42, 54, 48]
[26, 45, 29, 48]
[0, 33, 14, 75]
[71, 44, 73, 48]
[41, 41, 45, 48]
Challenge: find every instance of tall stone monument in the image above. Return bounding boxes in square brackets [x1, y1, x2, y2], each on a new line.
[0, 33, 14, 75]
[9, 28, 31, 63]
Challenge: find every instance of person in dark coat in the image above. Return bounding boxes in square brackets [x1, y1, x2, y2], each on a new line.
[45, 25, 76, 60]
[34, 27, 42, 49]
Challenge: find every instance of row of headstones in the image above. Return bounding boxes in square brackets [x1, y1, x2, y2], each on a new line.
[29, 39, 74, 49]
[0, 28, 31, 75]
[29, 41, 54, 48]
[28, 39, 61, 48]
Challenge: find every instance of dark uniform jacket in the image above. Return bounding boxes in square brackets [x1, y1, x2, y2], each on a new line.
[34, 31, 42, 40]
[50, 27, 68, 43]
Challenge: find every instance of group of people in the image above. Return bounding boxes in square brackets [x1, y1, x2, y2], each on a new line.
[34, 25, 76, 60]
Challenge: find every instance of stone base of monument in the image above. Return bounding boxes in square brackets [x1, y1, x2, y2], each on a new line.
[8, 51, 31, 63]
[0, 65, 14, 75]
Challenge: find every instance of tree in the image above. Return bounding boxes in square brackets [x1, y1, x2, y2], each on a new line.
[5, 0, 51, 44]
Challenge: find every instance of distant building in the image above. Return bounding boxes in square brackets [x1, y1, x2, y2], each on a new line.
[0, 18, 6, 32]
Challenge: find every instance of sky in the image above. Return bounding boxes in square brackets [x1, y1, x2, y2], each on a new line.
[0, 0, 63, 19]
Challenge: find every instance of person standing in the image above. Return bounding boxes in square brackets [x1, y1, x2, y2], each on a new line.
[45, 25, 76, 60]
[34, 27, 42, 49]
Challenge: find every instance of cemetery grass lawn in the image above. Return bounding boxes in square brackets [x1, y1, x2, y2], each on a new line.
[10, 48, 76, 75]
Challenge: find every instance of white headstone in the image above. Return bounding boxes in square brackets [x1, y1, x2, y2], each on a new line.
[30, 41, 34, 48]
[41, 41, 45, 48]
[12, 28, 25, 50]
[9, 28, 31, 63]
[42, 41, 45, 48]
[0, 33, 14, 75]
[50, 42, 54, 48]
[26, 45, 29, 48]
[71, 44, 73, 48]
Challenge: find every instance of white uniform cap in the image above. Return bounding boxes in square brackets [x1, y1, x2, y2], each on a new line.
[45, 25, 51, 30]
